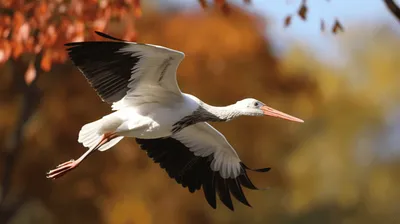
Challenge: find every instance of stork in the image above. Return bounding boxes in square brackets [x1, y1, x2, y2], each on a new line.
[46, 31, 304, 210]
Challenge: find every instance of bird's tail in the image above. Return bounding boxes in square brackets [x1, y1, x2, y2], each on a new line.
[78, 119, 124, 151]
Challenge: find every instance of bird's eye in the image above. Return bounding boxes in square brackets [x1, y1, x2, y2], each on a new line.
[254, 102, 259, 107]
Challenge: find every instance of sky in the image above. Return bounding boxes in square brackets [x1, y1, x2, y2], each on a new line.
[158, 0, 400, 159]
[249, 0, 400, 62]
[160, 0, 400, 65]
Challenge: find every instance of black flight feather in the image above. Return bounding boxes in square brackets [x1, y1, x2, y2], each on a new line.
[65, 41, 141, 104]
[135, 137, 271, 210]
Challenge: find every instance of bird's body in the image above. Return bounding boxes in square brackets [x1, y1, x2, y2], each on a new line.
[47, 31, 304, 211]
[95, 93, 198, 139]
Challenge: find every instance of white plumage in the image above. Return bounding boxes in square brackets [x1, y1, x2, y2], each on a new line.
[47, 31, 303, 211]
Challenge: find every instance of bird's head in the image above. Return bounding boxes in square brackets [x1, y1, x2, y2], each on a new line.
[235, 98, 304, 123]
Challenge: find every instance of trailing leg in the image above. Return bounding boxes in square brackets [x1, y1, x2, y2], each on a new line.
[46, 133, 119, 179]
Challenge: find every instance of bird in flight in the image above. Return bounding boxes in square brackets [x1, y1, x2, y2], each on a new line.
[46, 31, 304, 211]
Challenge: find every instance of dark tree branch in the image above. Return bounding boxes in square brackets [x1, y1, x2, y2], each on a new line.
[383, 0, 400, 22]
[0, 53, 43, 210]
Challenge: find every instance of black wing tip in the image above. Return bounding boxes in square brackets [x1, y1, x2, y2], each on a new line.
[240, 162, 271, 173]
[64, 42, 81, 47]
[63, 31, 125, 47]
[209, 202, 217, 209]
[94, 31, 126, 42]
[227, 178, 252, 208]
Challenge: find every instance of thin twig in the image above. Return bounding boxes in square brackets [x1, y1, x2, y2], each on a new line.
[383, 0, 400, 22]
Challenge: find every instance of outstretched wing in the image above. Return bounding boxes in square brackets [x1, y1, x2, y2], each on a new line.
[65, 31, 185, 105]
[136, 122, 270, 211]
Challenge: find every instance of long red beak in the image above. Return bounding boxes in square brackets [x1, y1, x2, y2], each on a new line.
[261, 106, 304, 123]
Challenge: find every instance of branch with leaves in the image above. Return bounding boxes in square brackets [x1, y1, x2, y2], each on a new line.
[0, 0, 141, 69]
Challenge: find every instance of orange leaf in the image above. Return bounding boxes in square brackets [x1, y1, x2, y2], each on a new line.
[332, 19, 344, 34]
[0, 50, 5, 63]
[12, 41, 23, 59]
[3, 15, 11, 26]
[25, 61, 37, 86]
[284, 15, 292, 27]
[133, 0, 142, 18]
[46, 25, 57, 45]
[75, 20, 85, 34]
[3, 40, 11, 60]
[93, 19, 108, 32]
[71, 34, 84, 42]
[34, 44, 42, 54]
[18, 23, 30, 42]
[38, 2, 47, 14]
[25, 36, 34, 52]
[41, 50, 52, 72]
[13, 11, 24, 28]
[0, 40, 11, 63]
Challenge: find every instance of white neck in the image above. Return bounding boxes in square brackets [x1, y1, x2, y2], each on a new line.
[201, 103, 242, 121]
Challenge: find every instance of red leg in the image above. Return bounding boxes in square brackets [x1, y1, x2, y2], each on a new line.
[46, 133, 117, 179]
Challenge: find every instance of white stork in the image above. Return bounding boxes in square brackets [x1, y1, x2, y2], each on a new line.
[46, 31, 304, 210]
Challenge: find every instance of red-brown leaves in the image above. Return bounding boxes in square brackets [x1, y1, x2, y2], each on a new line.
[282, 0, 344, 34]
[284, 15, 292, 28]
[0, 1, 141, 70]
[297, 1, 308, 21]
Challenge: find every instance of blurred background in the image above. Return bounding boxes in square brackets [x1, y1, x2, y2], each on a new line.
[1, 0, 400, 223]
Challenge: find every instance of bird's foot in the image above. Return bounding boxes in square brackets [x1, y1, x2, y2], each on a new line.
[46, 159, 79, 179]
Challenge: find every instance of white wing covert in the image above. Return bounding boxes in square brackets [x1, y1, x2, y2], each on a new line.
[65, 31, 184, 105]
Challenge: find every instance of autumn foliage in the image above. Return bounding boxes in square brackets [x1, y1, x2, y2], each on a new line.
[0, 0, 142, 70]
[0, 0, 261, 73]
